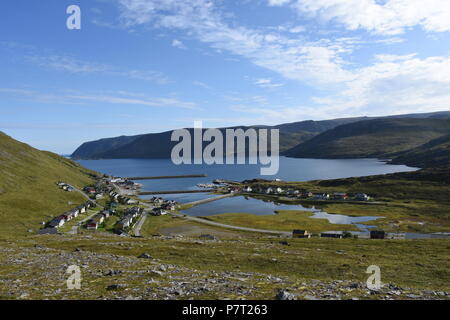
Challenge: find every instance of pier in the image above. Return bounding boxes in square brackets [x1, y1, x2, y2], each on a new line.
[126, 174, 207, 180]
[182, 193, 234, 207]
[139, 189, 215, 195]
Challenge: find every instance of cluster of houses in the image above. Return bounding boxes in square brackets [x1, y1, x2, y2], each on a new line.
[85, 206, 116, 230]
[292, 229, 400, 240]
[83, 185, 105, 200]
[108, 190, 139, 205]
[148, 198, 177, 216]
[114, 207, 143, 234]
[56, 181, 74, 192]
[38, 201, 96, 234]
[241, 186, 371, 201]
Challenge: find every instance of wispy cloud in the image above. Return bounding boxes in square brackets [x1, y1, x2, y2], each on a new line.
[172, 39, 187, 49]
[253, 78, 284, 89]
[192, 80, 211, 89]
[0, 87, 198, 109]
[25, 54, 170, 84]
[116, 0, 450, 117]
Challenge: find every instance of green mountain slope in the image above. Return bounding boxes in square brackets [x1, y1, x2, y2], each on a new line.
[71, 134, 144, 159]
[70, 118, 369, 159]
[0, 132, 98, 236]
[389, 134, 450, 168]
[71, 111, 450, 160]
[284, 118, 450, 159]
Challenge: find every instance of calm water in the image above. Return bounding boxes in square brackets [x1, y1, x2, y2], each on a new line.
[77, 158, 450, 237]
[181, 196, 382, 231]
[78, 157, 417, 203]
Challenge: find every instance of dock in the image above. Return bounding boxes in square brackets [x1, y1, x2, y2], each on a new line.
[182, 193, 234, 207]
[126, 174, 207, 180]
[139, 189, 215, 195]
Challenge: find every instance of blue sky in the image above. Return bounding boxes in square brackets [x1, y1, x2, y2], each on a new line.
[1, 0, 450, 153]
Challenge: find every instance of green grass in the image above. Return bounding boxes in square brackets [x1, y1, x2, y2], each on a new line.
[205, 210, 360, 233]
[11, 234, 450, 292]
[0, 132, 98, 237]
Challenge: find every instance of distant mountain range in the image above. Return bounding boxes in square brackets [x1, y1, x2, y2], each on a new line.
[71, 111, 450, 168]
[284, 117, 450, 158]
[71, 117, 367, 159]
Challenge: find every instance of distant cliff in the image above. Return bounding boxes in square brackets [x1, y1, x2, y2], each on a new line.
[284, 118, 450, 160]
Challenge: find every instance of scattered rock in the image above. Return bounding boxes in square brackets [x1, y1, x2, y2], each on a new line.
[276, 289, 296, 300]
[106, 284, 127, 291]
[138, 253, 153, 259]
[104, 269, 122, 276]
[159, 265, 167, 272]
[199, 234, 217, 241]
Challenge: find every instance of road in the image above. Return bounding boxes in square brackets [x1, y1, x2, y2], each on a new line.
[67, 185, 104, 235]
[169, 212, 291, 236]
[133, 212, 148, 237]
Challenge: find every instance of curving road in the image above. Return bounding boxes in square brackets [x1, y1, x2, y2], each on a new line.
[133, 212, 148, 237]
[169, 211, 291, 236]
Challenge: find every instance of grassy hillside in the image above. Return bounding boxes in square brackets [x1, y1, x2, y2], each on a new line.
[389, 134, 450, 168]
[284, 118, 450, 159]
[0, 132, 98, 236]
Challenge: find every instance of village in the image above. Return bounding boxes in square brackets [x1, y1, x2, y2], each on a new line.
[37, 176, 402, 240]
[37, 177, 180, 237]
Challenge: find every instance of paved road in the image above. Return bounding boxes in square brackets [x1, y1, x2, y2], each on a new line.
[133, 212, 148, 237]
[169, 212, 291, 236]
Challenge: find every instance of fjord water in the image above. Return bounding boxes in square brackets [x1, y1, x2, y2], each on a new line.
[78, 157, 417, 204]
[77, 157, 450, 237]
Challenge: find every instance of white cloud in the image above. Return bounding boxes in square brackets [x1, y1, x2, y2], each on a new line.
[192, 80, 211, 89]
[267, 0, 291, 6]
[313, 54, 450, 116]
[116, 0, 450, 118]
[172, 39, 186, 49]
[0, 87, 197, 109]
[288, 0, 450, 35]
[253, 78, 284, 88]
[117, 0, 353, 85]
[25, 54, 170, 84]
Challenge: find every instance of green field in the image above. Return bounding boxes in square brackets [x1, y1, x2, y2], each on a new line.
[204, 210, 360, 233]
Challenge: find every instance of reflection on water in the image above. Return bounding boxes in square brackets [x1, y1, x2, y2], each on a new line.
[181, 195, 381, 231]
[310, 211, 382, 231]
